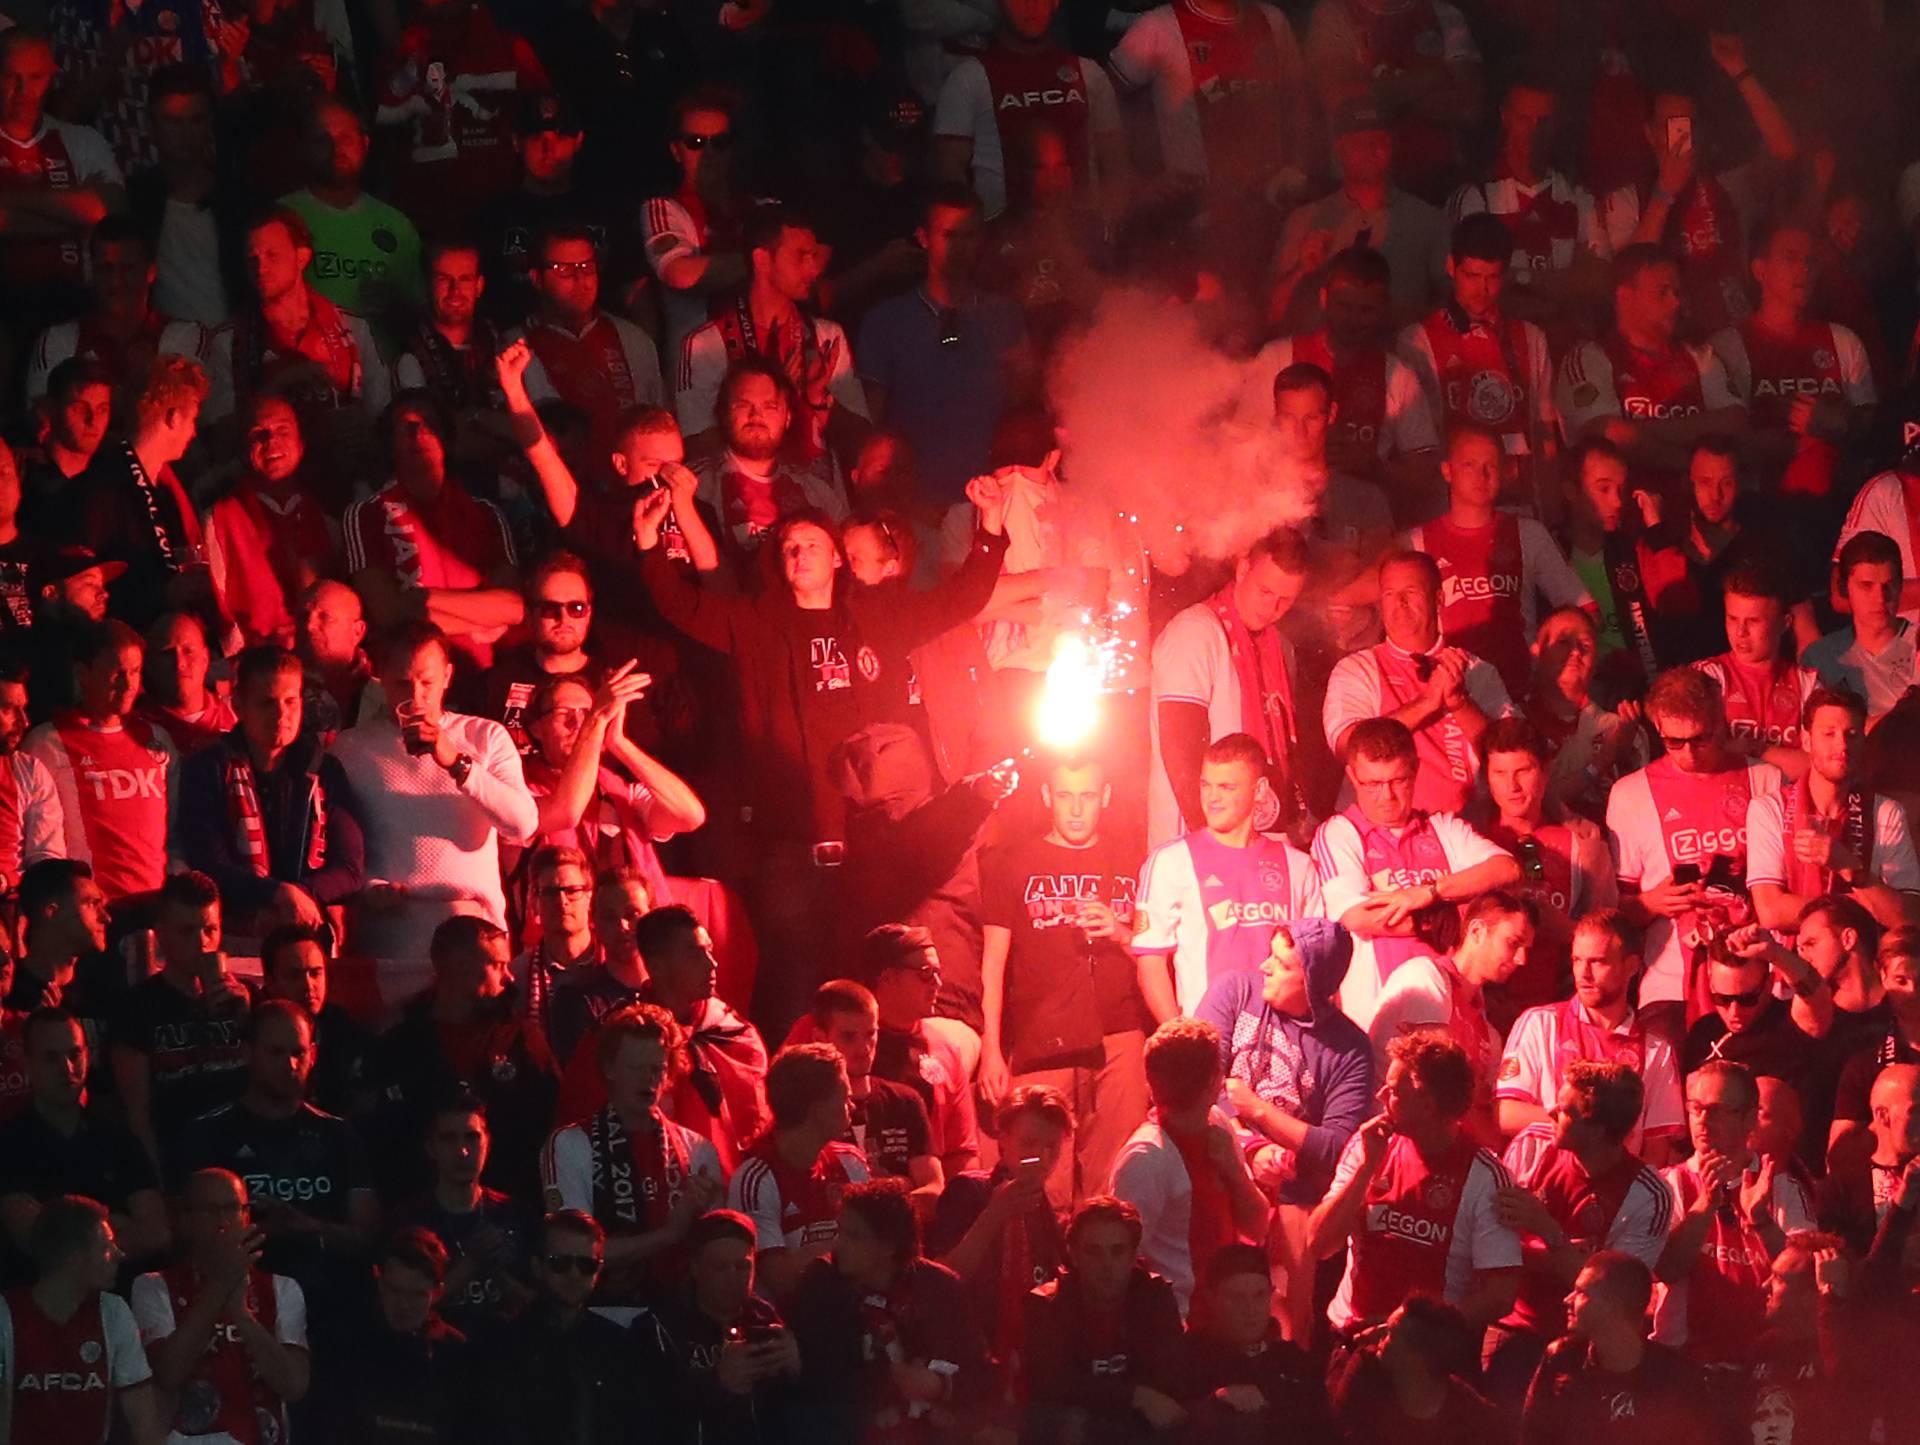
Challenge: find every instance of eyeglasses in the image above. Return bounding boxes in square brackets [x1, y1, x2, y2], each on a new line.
[542, 260, 598, 277]
[678, 131, 734, 150]
[535, 599, 590, 621]
[538, 884, 590, 900]
[1710, 986, 1768, 1009]
[544, 1252, 602, 1275]
[1659, 732, 1710, 752]
[532, 706, 589, 727]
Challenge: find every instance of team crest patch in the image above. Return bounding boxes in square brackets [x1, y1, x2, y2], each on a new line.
[491, 1056, 519, 1084]
[856, 646, 881, 681]
[1425, 1177, 1455, 1211]
[1059, 64, 1077, 82]
[1190, 42, 1211, 62]
[1498, 1055, 1520, 1081]
[1468, 370, 1517, 423]
[1133, 907, 1150, 934]
[1813, 349, 1835, 370]
[1572, 383, 1598, 407]
[80, 1339, 101, 1364]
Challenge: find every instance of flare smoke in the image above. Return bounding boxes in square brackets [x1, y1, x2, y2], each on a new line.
[1048, 288, 1318, 564]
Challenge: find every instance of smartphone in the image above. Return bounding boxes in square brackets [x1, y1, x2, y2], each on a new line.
[1672, 862, 1703, 886]
[1666, 115, 1693, 157]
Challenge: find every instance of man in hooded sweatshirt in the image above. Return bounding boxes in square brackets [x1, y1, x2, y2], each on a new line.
[1195, 918, 1373, 1340]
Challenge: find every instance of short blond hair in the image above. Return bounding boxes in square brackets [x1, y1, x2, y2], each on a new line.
[134, 354, 211, 431]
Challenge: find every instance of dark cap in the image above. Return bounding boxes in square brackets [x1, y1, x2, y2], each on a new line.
[32, 546, 127, 592]
[1332, 96, 1390, 138]
[515, 92, 583, 137]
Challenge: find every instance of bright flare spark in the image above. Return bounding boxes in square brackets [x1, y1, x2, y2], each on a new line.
[1035, 632, 1106, 751]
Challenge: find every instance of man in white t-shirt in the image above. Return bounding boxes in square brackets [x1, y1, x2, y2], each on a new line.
[1607, 666, 1783, 1017]
[1312, 717, 1518, 1028]
[1746, 686, 1920, 933]
[1805, 530, 1919, 721]
[1323, 549, 1510, 815]
[1133, 733, 1324, 1019]
[932, 0, 1124, 221]
[131, 1168, 309, 1445]
[1149, 527, 1309, 846]
[0, 1194, 162, 1445]
[1368, 890, 1535, 1143]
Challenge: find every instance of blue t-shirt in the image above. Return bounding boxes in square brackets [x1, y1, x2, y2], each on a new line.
[858, 288, 1026, 503]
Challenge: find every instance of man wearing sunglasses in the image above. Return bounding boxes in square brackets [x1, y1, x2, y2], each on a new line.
[481, 552, 604, 753]
[1679, 927, 1831, 1156]
[1606, 665, 1783, 1025]
[464, 1209, 654, 1443]
[518, 219, 664, 482]
[643, 88, 749, 361]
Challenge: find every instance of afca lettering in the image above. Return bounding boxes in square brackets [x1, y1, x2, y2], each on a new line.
[245, 1174, 335, 1203]
[1670, 827, 1741, 859]
[997, 88, 1087, 109]
[1753, 376, 1841, 399]
[17, 1370, 107, 1392]
[1366, 1203, 1450, 1244]
[81, 766, 164, 801]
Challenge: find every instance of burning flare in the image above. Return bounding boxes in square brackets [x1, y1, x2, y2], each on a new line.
[1035, 632, 1105, 752]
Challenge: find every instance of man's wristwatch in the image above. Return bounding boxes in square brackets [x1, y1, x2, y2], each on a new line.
[448, 752, 476, 788]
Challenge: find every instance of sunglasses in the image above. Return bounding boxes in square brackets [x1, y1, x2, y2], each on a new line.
[536, 600, 590, 620]
[679, 130, 734, 150]
[544, 1252, 602, 1275]
[1659, 732, 1710, 752]
[1710, 987, 1767, 1009]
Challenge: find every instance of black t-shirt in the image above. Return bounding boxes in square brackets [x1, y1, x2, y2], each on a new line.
[392, 1187, 536, 1336]
[1682, 1000, 1820, 1087]
[0, 1106, 158, 1207]
[478, 646, 611, 755]
[1515, 1336, 1710, 1443]
[1834, 1010, 1918, 1123]
[0, 534, 43, 634]
[173, 1099, 373, 1291]
[112, 973, 252, 1152]
[979, 834, 1146, 1071]
[848, 1076, 932, 1180]
[546, 967, 646, 1070]
[311, 1003, 374, 1121]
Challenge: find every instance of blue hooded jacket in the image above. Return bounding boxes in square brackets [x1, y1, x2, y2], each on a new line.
[1193, 918, 1374, 1206]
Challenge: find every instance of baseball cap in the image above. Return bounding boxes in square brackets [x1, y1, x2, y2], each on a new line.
[32, 546, 127, 591]
[864, 84, 927, 155]
[515, 92, 583, 137]
[1332, 97, 1391, 138]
